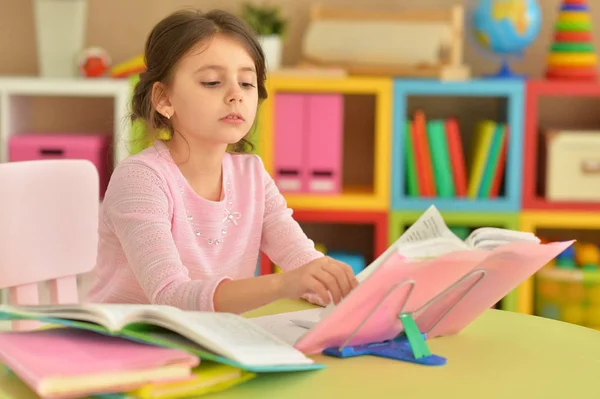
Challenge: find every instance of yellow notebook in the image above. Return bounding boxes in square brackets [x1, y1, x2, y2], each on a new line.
[467, 120, 496, 198]
[129, 362, 255, 399]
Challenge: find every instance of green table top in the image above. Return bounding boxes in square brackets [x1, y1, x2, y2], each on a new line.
[1, 299, 599, 398]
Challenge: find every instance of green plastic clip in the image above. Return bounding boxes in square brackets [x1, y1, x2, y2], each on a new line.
[399, 312, 431, 359]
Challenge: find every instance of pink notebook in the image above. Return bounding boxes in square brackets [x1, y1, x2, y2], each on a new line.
[0, 328, 199, 399]
[294, 240, 573, 354]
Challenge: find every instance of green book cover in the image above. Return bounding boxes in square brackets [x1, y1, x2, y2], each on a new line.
[426, 120, 455, 197]
[477, 124, 505, 198]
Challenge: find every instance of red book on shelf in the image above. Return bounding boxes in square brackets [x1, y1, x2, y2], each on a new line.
[489, 127, 508, 198]
[411, 110, 436, 196]
[444, 118, 468, 197]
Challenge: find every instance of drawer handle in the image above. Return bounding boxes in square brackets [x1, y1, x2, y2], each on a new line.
[278, 169, 299, 176]
[311, 170, 333, 177]
[40, 148, 64, 156]
[581, 159, 600, 174]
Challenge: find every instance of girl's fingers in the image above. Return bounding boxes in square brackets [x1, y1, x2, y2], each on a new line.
[314, 269, 343, 304]
[323, 262, 351, 298]
[306, 276, 331, 305]
[301, 292, 328, 307]
[327, 258, 358, 296]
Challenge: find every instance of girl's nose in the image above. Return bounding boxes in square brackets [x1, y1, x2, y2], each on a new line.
[226, 85, 243, 104]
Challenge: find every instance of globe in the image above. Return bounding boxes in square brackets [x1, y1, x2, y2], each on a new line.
[470, 0, 542, 78]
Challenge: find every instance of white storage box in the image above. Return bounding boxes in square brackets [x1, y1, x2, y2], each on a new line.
[546, 130, 600, 202]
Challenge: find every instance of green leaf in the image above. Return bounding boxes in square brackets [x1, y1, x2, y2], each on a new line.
[240, 2, 287, 37]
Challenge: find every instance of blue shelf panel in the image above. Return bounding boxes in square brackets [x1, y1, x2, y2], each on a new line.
[390, 78, 525, 213]
[393, 78, 525, 97]
[393, 197, 520, 213]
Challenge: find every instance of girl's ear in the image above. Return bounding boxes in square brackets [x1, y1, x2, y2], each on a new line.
[151, 82, 173, 119]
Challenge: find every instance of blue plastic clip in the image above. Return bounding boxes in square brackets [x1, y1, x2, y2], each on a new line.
[322, 313, 446, 366]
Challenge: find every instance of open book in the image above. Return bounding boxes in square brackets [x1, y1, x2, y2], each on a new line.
[0, 303, 322, 373]
[313, 205, 540, 319]
[251, 238, 573, 354]
[356, 205, 539, 283]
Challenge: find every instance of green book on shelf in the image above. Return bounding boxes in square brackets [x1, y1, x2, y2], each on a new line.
[426, 119, 454, 198]
[405, 120, 419, 197]
[477, 123, 506, 198]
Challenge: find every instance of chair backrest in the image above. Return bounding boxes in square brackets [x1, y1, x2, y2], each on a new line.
[0, 159, 99, 329]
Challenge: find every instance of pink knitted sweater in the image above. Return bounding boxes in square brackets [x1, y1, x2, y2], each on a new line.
[86, 141, 323, 311]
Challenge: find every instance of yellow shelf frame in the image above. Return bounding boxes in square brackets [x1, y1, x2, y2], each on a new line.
[517, 211, 600, 314]
[257, 75, 393, 211]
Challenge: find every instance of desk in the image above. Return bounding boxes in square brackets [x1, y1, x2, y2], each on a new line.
[1, 299, 599, 398]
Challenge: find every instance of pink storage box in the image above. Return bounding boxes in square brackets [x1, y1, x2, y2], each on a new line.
[8, 134, 110, 198]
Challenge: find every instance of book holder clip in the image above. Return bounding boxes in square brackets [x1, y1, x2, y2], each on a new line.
[323, 270, 487, 366]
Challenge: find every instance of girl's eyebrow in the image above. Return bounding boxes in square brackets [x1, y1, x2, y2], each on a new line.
[194, 65, 256, 73]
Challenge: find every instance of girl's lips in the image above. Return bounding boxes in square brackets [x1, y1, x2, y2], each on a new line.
[220, 113, 244, 124]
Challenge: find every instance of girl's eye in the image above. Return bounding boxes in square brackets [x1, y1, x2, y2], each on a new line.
[201, 81, 220, 87]
[240, 82, 256, 88]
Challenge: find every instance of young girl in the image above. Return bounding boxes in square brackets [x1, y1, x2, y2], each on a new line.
[87, 9, 358, 314]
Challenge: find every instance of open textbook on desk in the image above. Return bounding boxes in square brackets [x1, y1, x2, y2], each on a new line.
[251, 206, 571, 355]
[0, 303, 321, 373]
[357, 205, 540, 283]
[317, 205, 540, 317]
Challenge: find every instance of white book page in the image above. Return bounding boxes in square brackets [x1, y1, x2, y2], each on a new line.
[60, 303, 178, 331]
[356, 205, 462, 282]
[466, 227, 540, 249]
[142, 311, 313, 366]
[249, 309, 321, 346]
[0, 303, 133, 331]
[396, 237, 471, 260]
[394, 205, 461, 244]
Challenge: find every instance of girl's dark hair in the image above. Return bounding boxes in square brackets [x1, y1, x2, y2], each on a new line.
[131, 9, 268, 153]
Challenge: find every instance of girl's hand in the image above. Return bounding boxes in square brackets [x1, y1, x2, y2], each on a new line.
[279, 256, 358, 305]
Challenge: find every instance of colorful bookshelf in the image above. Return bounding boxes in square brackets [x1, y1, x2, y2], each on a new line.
[253, 74, 600, 322]
[260, 210, 388, 275]
[389, 210, 520, 311]
[258, 75, 392, 211]
[518, 211, 600, 315]
[523, 79, 600, 211]
[391, 79, 524, 212]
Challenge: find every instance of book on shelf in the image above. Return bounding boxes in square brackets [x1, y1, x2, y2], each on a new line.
[0, 303, 323, 373]
[405, 110, 508, 199]
[408, 110, 436, 196]
[468, 119, 508, 198]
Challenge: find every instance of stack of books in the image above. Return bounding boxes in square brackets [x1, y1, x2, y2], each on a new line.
[0, 304, 323, 398]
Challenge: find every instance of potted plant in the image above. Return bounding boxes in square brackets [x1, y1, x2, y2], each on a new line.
[241, 2, 287, 70]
